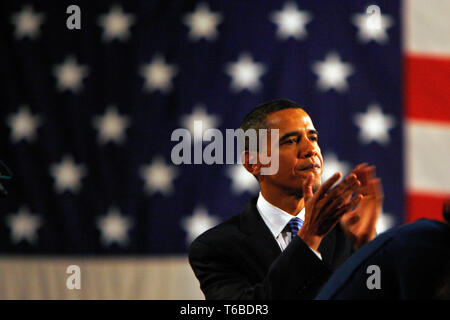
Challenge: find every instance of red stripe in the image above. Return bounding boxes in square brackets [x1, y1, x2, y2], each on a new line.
[406, 192, 449, 223]
[404, 54, 450, 124]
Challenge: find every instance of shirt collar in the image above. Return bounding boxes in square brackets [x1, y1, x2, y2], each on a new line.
[256, 192, 305, 239]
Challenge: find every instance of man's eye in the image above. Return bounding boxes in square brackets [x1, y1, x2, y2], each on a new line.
[285, 138, 296, 144]
[310, 136, 318, 142]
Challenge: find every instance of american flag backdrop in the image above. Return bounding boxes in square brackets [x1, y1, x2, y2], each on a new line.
[0, 0, 448, 299]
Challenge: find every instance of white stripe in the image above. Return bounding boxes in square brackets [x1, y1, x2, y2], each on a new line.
[404, 0, 450, 56]
[0, 256, 203, 299]
[405, 120, 450, 194]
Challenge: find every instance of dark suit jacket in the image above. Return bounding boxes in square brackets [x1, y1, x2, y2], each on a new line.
[188, 197, 354, 299]
[316, 219, 450, 299]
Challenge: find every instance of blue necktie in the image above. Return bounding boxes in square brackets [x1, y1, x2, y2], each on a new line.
[288, 217, 303, 240]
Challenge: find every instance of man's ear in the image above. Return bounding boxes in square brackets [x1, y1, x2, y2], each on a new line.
[241, 150, 261, 177]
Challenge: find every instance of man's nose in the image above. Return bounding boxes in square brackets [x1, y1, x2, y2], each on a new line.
[298, 138, 318, 159]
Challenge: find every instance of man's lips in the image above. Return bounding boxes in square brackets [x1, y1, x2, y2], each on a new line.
[297, 163, 321, 171]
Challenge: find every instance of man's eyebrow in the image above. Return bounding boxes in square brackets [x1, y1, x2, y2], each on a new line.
[279, 130, 300, 141]
[279, 129, 319, 141]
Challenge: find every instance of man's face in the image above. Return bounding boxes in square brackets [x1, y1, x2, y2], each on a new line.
[259, 108, 323, 196]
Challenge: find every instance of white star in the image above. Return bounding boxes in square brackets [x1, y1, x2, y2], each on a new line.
[139, 156, 178, 196]
[53, 56, 89, 93]
[139, 55, 178, 93]
[226, 164, 259, 194]
[92, 106, 131, 145]
[6, 206, 42, 245]
[270, 2, 312, 40]
[10, 4, 45, 40]
[181, 205, 220, 244]
[354, 104, 395, 145]
[180, 104, 220, 143]
[183, 3, 223, 41]
[312, 52, 354, 93]
[376, 212, 395, 234]
[6, 106, 42, 143]
[352, 8, 394, 44]
[50, 155, 87, 194]
[225, 53, 266, 93]
[97, 207, 133, 247]
[98, 5, 135, 42]
[322, 153, 351, 182]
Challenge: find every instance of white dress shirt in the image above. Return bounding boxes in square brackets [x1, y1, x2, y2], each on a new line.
[256, 192, 322, 260]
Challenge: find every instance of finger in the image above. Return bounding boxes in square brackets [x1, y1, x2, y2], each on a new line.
[360, 166, 373, 184]
[334, 194, 363, 222]
[351, 163, 368, 179]
[314, 172, 342, 200]
[357, 187, 382, 229]
[322, 178, 361, 216]
[370, 178, 384, 202]
[325, 173, 360, 204]
[303, 173, 314, 202]
[323, 194, 362, 232]
[340, 194, 363, 216]
[356, 167, 374, 196]
[352, 163, 368, 174]
[354, 165, 374, 188]
[362, 178, 383, 202]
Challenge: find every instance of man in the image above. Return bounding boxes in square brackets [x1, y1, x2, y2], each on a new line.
[316, 201, 450, 300]
[188, 99, 383, 299]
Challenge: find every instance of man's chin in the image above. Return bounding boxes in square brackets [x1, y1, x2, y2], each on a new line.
[296, 175, 321, 190]
[290, 180, 320, 199]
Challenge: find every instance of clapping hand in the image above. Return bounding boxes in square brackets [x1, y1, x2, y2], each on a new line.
[339, 163, 384, 250]
[299, 171, 362, 252]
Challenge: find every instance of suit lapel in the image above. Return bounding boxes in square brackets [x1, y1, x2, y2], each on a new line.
[240, 198, 281, 272]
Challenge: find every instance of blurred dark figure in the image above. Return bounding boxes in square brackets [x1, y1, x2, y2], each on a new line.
[316, 200, 450, 300]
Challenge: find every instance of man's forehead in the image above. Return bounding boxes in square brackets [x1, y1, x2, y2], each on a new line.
[266, 108, 315, 130]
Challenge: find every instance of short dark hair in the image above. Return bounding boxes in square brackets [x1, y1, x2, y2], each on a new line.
[239, 99, 304, 151]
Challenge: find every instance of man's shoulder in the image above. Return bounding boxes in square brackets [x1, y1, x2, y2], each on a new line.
[194, 213, 243, 245]
[189, 197, 258, 253]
